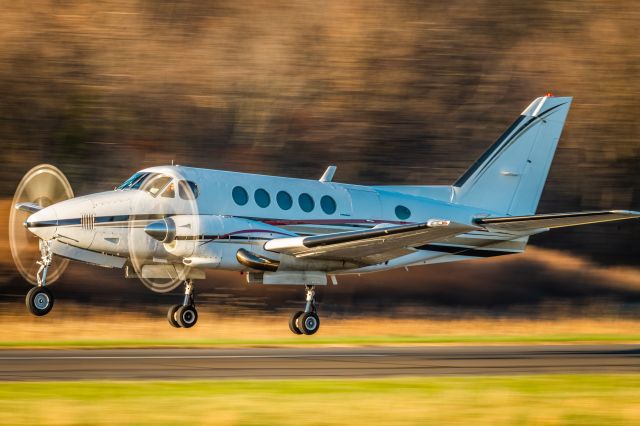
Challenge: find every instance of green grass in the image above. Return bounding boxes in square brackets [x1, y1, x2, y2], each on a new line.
[1, 333, 639, 349]
[0, 375, 639, 425]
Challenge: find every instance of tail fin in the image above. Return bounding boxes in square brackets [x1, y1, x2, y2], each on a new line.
[453, 95, 572, 215]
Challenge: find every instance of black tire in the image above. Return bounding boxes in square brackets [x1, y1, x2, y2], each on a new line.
[288, 311, 304, 335]
[176, 305, 198, 328]
[299, 312, 320, 335]
[167, 304, 182, 328]
[25, 286, 54, 316]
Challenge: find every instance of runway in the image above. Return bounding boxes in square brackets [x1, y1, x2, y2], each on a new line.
[0, 344, 638, 381]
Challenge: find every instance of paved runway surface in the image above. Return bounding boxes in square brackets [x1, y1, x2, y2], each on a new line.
[0, 345, 638, 381]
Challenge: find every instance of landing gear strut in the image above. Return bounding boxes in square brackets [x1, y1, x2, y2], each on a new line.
[289, 285, 320, 335]
[167, 279, 198, 328]
[25, 240, 54, 316]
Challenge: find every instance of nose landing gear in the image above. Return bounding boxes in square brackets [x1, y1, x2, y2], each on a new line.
[168, 279, 198, 328]
[289, 285, 320, 335]
[25, 240, 55, 316]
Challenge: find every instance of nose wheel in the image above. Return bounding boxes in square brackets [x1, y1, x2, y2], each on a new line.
[25, 240, 55, 316]
[167, 279, 198, 328]
[26, 286, 54, 316]
[289, 285, 320, 335]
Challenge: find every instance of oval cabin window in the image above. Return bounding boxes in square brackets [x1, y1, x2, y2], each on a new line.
[232, 186, 249, 206]
[277, 191, 293, 210]
[395, 205, 411, 220]
[298, 193, 315, 212]
[320, 195, 337, 215]
[254, 188, 271, 208]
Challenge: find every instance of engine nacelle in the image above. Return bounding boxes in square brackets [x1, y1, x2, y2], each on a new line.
[145, 215, 358, 272]
[146, 215, 293, 269]
[161, 215, 224, 258]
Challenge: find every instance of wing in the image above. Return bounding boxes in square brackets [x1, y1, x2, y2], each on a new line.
[264, 219, 478, 264]
[475, 210, 640, 232]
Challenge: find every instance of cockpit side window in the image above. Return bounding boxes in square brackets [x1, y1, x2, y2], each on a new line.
[161, 181, 176, 198]
[143, 175, 172, 197]
[178, 180, 199, 200]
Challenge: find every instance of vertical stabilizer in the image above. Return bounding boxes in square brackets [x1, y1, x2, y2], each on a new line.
[453, 95, 572, 215]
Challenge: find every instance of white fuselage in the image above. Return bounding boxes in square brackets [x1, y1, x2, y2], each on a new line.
[25, 165, 524, 275]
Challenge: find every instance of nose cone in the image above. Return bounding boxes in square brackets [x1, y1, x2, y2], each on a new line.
[25, 206, 58, 240]
[144, 218, 176, 243]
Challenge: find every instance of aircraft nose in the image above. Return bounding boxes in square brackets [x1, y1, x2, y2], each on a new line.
[25, 205, 58, 240]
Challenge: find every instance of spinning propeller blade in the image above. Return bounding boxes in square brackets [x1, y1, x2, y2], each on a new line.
[9, 164, 74, 285]
[127, 169, 200, 293]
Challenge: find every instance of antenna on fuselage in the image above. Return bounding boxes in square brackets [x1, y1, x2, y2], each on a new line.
[319, 165, 337, 182]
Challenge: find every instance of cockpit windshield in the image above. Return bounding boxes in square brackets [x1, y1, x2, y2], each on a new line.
[117, 172, 149, 190]
[116, 172, 173, 197]
[144, 175, 172, 196]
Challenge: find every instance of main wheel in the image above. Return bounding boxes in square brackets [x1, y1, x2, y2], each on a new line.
[288, 311, 304, 335]
[176, 305, 198, 328]
[167, 304, 182, 328]
[299, 312, 320, 335]
[25, 286, 54, 316]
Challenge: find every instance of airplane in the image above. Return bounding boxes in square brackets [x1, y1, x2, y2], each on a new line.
[8, 94, 639, 335]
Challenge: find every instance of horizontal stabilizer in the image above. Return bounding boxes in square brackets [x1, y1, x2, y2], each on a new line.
[265, 219, 478, 264]
[15, 202, 43, 214]
[475, 210, 640, 232]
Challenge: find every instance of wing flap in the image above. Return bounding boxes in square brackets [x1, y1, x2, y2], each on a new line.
[264, 220, 478, 264]
[475, 210, 640, 232]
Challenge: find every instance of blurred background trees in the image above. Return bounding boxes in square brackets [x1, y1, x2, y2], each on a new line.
[0, 0, 638, 311]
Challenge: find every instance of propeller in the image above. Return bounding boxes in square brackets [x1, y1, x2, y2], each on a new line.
[127, 168, 200, 293]
[9, 164, 74, 285]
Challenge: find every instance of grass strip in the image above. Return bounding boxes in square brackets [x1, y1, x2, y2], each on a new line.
[1, 333, 639, 349]
[0, 374, 639, 425]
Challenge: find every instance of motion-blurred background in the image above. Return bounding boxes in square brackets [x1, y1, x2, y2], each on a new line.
[1, 0, 639, 317]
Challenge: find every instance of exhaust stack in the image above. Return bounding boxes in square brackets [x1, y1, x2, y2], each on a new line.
[236, 248, 280, 272]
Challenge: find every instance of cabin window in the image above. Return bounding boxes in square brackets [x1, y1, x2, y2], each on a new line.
[395, 205, 411, 220]
[232, 186, 248, 206]
[178, 180, 199, 200]
[298, 193, 314, 212]
[277, 191, 293, 210]
[320, 195, 337, 215]
[254, 188, 271, 208]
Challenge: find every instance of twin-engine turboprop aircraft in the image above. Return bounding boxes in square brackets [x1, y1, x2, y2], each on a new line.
[9, 95, 639, 334]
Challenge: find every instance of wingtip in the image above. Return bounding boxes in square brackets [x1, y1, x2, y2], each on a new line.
[610, 210, 640, 216]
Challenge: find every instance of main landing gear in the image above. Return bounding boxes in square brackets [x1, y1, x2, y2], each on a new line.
[25, 241, 54, 316]
[289, 285, 320, 335]
[167, 279, 198, 328]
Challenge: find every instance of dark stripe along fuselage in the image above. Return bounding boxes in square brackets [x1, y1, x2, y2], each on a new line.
[27, 213, 519, 259]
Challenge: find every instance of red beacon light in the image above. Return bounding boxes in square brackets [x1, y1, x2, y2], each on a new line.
[545, 92, 554, 97]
